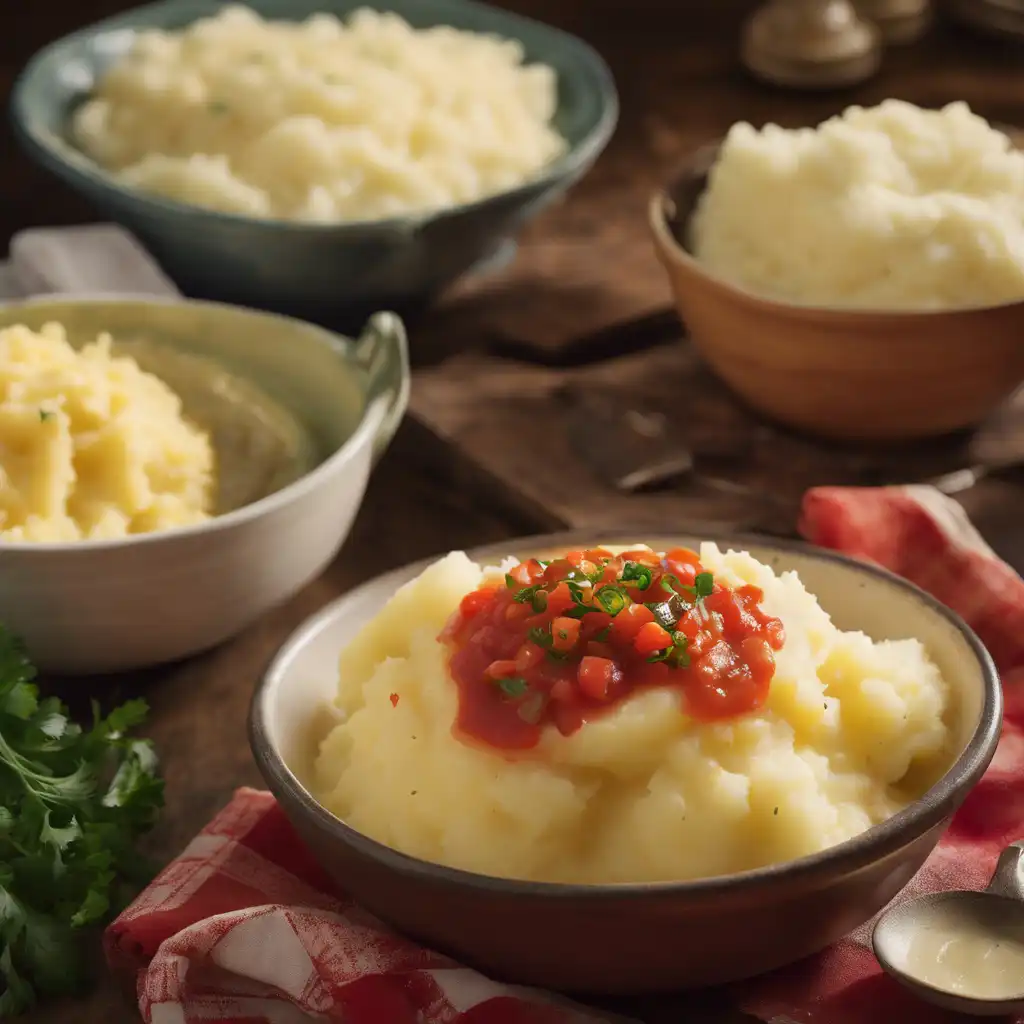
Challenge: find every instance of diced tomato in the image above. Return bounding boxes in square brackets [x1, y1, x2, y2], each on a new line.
[543, 559, 574, 584]
[609, 603, 654, 643]
[633, 621, 672, 656]
[515, 642, 546, 673]
[665, 547, 701, 566]
[619, 549, 661, 566]
[550, 678, 575, 703]
[578, 656, 621, 701]
[550, 617, 581, 652]
[506, 563, 534, 586]
[485, 659, 519, 679]
[579, 611, 612, 639]
[459, 586, 499, 619]
[443, 546, 786, 749]
[545, 582, 577, 616]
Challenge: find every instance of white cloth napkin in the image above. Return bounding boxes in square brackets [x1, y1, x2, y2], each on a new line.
[1, 224, 178, 301]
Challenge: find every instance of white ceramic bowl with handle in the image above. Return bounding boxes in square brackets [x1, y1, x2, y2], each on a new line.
[0, 296, 409, 674]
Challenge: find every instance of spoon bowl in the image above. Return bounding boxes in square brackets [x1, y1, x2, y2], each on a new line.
[873, 841, 1024, 1015]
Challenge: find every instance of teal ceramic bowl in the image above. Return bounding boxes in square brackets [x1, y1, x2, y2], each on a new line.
[10, 0, 618, 325]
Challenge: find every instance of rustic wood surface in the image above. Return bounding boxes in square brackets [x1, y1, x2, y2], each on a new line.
[3, 1, 1024, 1022]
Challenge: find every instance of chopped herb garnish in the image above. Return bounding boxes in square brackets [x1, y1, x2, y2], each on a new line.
[505, 573, 517, 589]
[595, 585, 628, 616]
[38, 409, 53, 422]
[660, 574, 682, 593]
[693, 572, 714, 600]
[0, 626, 164, 1015]
[512, 584, 547, 613]
[208, 100, 229, 115]
[593, 625, 612, 642]
[620, 561, 653, 591]
[528, 626, 569, 660]
[496, 676, 528, 698]
[646, 632, 690, 667]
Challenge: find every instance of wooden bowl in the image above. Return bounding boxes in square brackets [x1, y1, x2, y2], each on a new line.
[250, 529, 1001, 994]
[648, 143, 1024, 443]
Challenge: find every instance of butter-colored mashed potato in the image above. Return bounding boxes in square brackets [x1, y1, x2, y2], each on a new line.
[314, 543, 952, 884]
[692, 100, 1024, 310]
[0, 323, 214, 542]
[72, 5, 565, 223]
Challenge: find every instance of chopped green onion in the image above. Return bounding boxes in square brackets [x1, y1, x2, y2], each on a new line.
[595, 585, 628, 616]
[621, 561, 653, 591]
[496, 676, 528, 698]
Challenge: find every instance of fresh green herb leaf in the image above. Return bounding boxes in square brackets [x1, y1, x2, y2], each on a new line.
[645, 632, 690, 668]
[595, 586, 628, 616]
[496, 677, 528, 698]
[511, 584, 547, 613]
[505, 573, 517, 590]
[620, 562, 652, 591]
[38, 410, 53, 423]
[660, 574, 682, 594]
[593, 625, 612, 642]
[208, 100, 229, 115]
[527, 626, 569, 660]
[0, 625, 164, 1016]
[693, 572, 714, 600]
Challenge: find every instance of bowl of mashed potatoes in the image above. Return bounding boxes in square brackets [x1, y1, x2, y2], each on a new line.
[649, 101, 1024, 443]
[250, 529, 1000, 993]
[10, 0, 617, 322]
[0, 296, 408, 674]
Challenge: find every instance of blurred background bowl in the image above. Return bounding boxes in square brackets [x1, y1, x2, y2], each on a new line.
[649, 142, 1024, 444]
[10, 0, 618, 327]
[0, 297, 409, 675]
[251, 529, 1000, 993]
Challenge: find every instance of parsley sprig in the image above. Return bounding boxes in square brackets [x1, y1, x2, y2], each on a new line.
[0, 627, 164, 1017]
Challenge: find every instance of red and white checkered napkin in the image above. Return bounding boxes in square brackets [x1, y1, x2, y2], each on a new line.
[105, 484, 1024, 1024]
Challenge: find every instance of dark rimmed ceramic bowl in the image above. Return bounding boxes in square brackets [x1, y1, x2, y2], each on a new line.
[249, 529, 1001, 994]
[10, 0, 617, 325]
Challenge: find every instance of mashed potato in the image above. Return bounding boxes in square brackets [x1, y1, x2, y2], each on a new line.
[691, 100, 1024, 310]
[72, 5, 566, 222]
[0, 323, 214, 542]
[314, 543, 952, 884]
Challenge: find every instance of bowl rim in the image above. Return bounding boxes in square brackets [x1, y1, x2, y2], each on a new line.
[10, 0, 619, 234]
[648, 138, 1024, 320]
[0, 292, 389, 553]
[249, 526, 1003, 900]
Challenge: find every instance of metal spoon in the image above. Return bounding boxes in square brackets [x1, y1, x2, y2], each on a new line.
[873, 841, 1024, 1015]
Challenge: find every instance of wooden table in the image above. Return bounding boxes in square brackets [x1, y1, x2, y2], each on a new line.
[4, 2, 1024, 1021]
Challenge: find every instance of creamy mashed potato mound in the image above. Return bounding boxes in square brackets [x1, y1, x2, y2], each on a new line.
[72, 5, 566, 222]
[314, 544, 952, 884]
[692, 100, 1024, 310]
[0, 323, 214, 542]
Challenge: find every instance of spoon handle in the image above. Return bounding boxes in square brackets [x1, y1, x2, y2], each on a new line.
[985, 841, 1024, 901]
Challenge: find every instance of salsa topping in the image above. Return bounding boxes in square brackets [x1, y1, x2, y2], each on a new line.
[439, 547, 786, 751]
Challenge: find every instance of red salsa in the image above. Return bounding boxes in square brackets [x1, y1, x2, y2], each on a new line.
[438, 547, 786, 751]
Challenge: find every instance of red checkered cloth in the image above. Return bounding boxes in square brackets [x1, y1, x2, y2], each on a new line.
[105, 484, 1024, 1024]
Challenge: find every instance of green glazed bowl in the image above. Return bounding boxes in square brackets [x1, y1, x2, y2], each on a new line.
[10, 0, 618, 325]
[0, 296, 409, 675]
